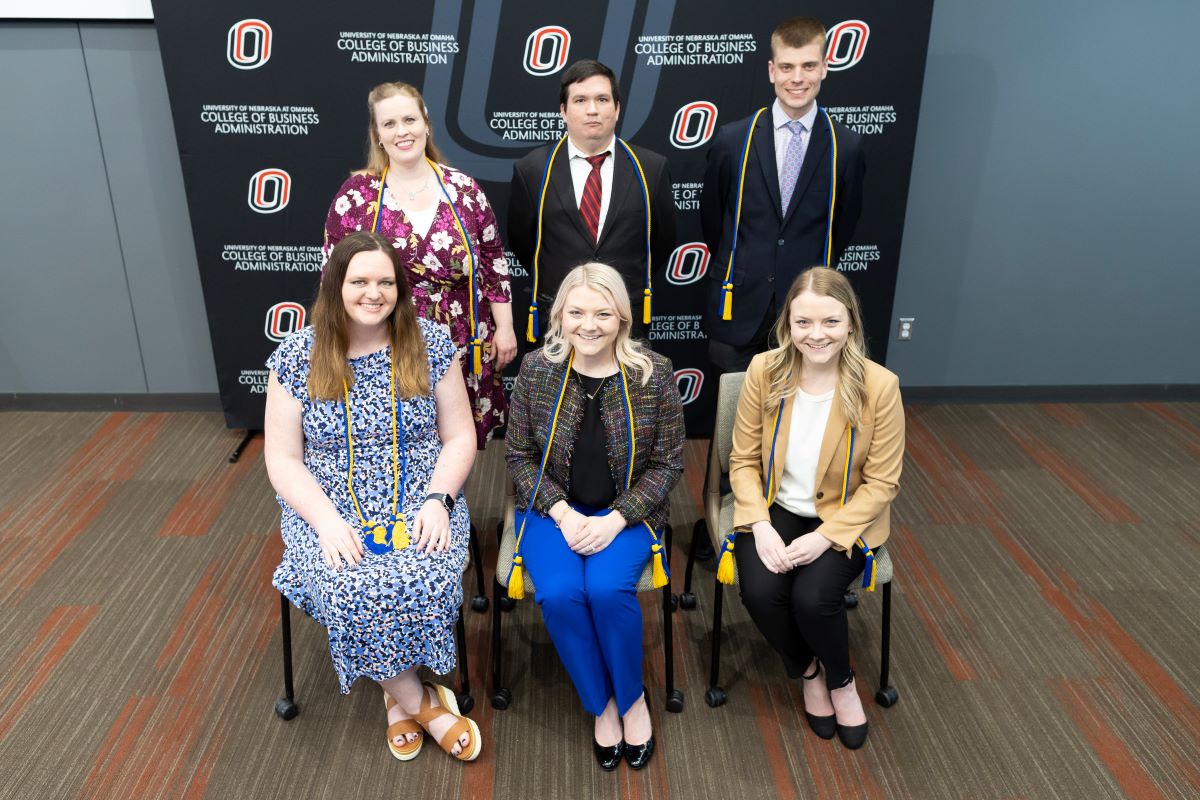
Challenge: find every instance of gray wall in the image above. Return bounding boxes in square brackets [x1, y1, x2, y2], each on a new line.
[0, 22, 214, 394]
[2, 5, 1197, 396]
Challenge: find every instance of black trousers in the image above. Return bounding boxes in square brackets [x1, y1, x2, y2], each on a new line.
[734, 503, 866, 689]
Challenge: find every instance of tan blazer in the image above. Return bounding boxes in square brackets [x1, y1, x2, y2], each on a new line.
[729, 353, 904, 555]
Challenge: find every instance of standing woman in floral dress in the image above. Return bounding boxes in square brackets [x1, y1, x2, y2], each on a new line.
[324, 82, 517, 450]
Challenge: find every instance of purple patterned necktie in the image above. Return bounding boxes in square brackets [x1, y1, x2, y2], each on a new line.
[779, 119, 807, 216]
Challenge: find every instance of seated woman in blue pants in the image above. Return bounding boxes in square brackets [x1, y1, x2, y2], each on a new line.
[505, 262, 685, 771]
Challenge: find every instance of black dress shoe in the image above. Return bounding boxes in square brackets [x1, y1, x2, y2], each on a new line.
[593, 739, 623, 771]
[801, 661, 836, 740]
[622, 736, 655, 770]
[836, 721, 869, 750]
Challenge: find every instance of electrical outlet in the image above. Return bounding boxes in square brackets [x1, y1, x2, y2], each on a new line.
[897, 317, 915, 340]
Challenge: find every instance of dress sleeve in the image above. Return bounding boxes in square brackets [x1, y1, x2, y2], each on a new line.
[265, 329, 312, 403]
[421, 318, 457, 387]
[467, 176, 512, 304]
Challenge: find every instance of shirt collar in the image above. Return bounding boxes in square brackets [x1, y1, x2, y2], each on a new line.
[772, 98, 819, 133]
[567, 136, 616, 161]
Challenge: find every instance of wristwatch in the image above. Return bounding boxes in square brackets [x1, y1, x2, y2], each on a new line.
[425, 492, 455, 514]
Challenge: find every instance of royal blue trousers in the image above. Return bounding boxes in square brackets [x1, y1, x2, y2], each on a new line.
[519, 504, 651, 716]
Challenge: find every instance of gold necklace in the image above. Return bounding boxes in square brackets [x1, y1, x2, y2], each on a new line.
[574, 370, 609, 400]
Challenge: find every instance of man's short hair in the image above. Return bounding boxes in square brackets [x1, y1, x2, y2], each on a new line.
[770, 16, 826, 55]
[558, 59, 620, 108]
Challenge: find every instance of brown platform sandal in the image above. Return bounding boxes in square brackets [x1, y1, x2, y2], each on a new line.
[414, 681, 482, 762]
[383, 691, 423, 761]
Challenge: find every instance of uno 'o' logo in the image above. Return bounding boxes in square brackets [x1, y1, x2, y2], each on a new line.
[248, 168, 291, 214]
[670, 101, 718, 149]
[666, 243, 710, 286]
[523, 26, 570, 76]
[826, 20, 869, 71]
[227, 19, 272, 69]
[674, 369, 704, 405]
[265, 302, 305, 342]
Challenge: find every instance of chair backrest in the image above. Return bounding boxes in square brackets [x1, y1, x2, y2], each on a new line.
[713, 371, 746, 473]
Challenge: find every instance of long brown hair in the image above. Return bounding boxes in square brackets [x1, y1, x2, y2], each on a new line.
[360, 82, 446, 175]
[308, 232, 429, 400]
[763, 267, 869, 427]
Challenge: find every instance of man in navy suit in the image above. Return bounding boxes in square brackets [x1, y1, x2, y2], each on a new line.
[509, 60, 676, 340]
[700, 17, 866, 371]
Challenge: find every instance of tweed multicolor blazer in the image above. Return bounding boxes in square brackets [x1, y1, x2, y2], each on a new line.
[505, 347, 685, 531]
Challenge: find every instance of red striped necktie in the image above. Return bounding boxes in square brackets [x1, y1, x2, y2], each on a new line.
[578, 152, 608, 244]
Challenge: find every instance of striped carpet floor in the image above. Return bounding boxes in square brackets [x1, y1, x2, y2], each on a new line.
[0, 402, 1198, 799]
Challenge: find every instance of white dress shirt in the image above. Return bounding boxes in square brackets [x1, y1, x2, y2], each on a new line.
[567, 136, 616, 239]
[772, 99, 819, 189]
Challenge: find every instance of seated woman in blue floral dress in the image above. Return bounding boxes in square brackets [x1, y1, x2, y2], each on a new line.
[264, 231, 481, 762]
[505, 263, 685, 771]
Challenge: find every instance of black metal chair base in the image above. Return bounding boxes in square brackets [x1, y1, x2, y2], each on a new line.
[275, 590, 473, 719]
[683, 523, 897, 711]
[490, 525, 683, 714]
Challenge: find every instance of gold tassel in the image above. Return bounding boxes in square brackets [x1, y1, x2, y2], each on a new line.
[507, 556, 526, 600]
[721, 284, 733, 321]
[526, 304, 538, 343]
[392, 520, 410, 550]
[471, 339, 482, 375]
[716, 540, 736, 585]
[642, 290, 652, 326]
[650, 542, 668, 589]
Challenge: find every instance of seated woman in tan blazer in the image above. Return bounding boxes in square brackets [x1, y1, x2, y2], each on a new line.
[727, 266, 904, 750]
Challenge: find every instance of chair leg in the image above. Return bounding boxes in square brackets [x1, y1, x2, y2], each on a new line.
[875, 581, 898, 707]
[455, 607, 475, 712]
[662, 546, 684, 712]
[468, 524, 489, 613]
[275, 593, 299, 720]
[679, 519, 704, 609]
[704, 573, 727, 707]
[490, 577, 511, 709]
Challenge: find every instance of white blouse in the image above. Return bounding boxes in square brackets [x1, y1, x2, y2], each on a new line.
[774, 387, 834, 517]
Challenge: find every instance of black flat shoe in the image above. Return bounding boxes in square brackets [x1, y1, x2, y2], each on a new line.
[593, 739, 623, 771]
[622, 736, 655, 770]
[801, 661, 836, 740]
[836, 721, 869, 750]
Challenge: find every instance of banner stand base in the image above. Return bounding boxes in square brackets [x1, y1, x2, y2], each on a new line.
[229, 429, 261, 464]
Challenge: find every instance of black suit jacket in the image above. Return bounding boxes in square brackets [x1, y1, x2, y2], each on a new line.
[700, 109, 865, 346]
[508, 139, 676, 306]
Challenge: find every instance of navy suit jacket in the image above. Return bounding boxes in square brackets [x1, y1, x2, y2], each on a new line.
[700, 109, 865, 346]
[508, 140, 676, 306]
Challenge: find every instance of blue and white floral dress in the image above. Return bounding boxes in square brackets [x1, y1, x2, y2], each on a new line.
[267, 319, 468, 692]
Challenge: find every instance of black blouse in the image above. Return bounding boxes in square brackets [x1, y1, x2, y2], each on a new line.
[567, 371, 618, 509]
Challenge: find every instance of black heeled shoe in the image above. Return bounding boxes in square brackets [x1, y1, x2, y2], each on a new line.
[622, 736, 655, 770]
[801, 661, 836, 740]
[832, 673, 869, 750]
[593, 739, 623, 771]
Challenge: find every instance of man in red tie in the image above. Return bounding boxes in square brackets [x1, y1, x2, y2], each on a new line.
[508, 60, 676, 340]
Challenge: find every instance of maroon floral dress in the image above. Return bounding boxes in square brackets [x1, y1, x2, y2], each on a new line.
[324, 167, 511, 449]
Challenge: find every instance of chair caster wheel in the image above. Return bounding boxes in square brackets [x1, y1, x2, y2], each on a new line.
[274, 698, 299, 720]
[875, 686, 899, 708]
[457, 693, 475, 714]
[844, 590, 859, 610]
[704, 687, 727, 708]
[500, 596, 516, 612]
[665, 690, 685, 713]
[490, 688, 512, 710]
[679, 592, 697, 610]
[471, 595, 489, 613]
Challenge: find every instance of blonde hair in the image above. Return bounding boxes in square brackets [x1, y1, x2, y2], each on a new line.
[543, 263, 654, 385]
[360, 82, 446, 176]
[763, 267, 868, 427]
[308, 232, 429, 400]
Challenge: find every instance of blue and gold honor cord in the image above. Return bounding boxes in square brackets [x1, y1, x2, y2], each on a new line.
[720, 107, 839, 321]
[526, 137, 654, 341]
[717, 408, 875, 591]
[372, 162, 484, 375]
[507, 353, 669, 599]
[343, 364, 409, 554]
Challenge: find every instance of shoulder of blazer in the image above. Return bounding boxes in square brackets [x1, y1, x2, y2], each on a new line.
[862, 359, 900, 402]
[624, 143, 668, 172]
[513, 143, 557, 175]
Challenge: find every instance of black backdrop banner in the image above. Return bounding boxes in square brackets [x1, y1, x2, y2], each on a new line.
[155, 1, 933, 435]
